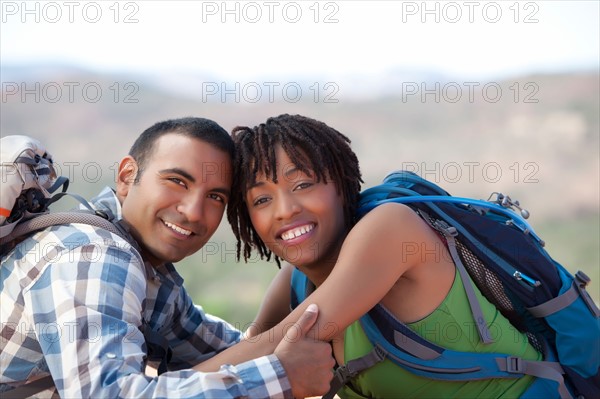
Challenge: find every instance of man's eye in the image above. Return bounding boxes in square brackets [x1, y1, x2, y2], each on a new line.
[168, 177, 186, 187]
[209, 193, 226, 203]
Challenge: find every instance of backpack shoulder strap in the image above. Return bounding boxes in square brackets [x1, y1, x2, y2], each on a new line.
[290, 267, 315, 309]
[0, 210, 131, 249]
[419, 210, 493, 344]
[358, 305, 573, 398]
[1, 207, 143, 398]
[0, 187, 134, 247]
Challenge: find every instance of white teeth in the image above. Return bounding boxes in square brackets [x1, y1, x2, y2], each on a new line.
[164, 221, 192, 236]
[281, 224, 314, 241]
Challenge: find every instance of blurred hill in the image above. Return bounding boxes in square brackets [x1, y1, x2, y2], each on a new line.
[1, 65, 598, 323]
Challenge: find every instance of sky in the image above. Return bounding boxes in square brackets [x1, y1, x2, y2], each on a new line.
[1, 0, 598, 81]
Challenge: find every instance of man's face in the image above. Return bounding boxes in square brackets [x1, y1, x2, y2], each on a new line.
[117, 133, 232, 266]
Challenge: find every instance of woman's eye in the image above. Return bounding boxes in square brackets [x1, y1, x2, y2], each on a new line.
[295, 182, 313, 191]
[252, 197, 269, 207]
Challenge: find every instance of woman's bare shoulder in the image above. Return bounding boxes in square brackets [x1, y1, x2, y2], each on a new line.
[352, 202, 426, 236]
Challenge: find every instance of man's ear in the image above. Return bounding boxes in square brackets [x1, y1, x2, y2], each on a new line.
[116, 155, 138, 198]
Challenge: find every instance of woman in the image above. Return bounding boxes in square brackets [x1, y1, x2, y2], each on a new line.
[225, 114, 545, 398]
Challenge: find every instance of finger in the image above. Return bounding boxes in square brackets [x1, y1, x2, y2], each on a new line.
[286, 303, 318, 341]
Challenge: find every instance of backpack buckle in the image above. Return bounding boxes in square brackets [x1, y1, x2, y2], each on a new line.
[489, 192, 531, 219]
[95, 210, 109, 220]
[433, 219, 458, 237]
[373, 344, 387, 362]
[334, 365, 354, 385]
[506, 356, 524, 373]
[575, 271, 590, 288]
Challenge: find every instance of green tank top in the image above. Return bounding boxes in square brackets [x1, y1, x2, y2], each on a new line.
[339, 271, 542, 399]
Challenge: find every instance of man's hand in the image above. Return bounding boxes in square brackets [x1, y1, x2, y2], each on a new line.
[274, 304, 335, 398]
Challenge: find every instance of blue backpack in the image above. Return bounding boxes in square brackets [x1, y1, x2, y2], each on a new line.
[291, 170, 600, 399]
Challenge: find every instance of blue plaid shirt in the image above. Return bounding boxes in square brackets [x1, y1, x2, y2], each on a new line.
[0, 187, 291, 398]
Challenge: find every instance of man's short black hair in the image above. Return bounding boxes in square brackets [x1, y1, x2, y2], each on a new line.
[129, 117, 234, 182]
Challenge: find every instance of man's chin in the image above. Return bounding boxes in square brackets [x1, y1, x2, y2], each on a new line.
[141, 241, 203, 266]
[140, 248, 179, 267]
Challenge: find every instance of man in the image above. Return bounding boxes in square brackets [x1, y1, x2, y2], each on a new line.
[0, 118, 334, 398]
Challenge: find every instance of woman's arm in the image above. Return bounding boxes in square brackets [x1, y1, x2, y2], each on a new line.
[282, 202, 429, 341]
[194, 203, 433, 367]
[245, 262, 294, 338]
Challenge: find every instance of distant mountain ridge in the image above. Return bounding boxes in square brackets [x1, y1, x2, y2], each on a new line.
[1, 65, 598, 220]
[1, 63, 450, 100]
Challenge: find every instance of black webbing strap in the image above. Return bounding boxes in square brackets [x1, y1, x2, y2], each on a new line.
[3, 376, 55, 399]
[322, 344, 386, 399]
[141, 321, 173, 375]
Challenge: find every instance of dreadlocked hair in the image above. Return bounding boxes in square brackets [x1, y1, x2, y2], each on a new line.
[227, 114, 363, 268]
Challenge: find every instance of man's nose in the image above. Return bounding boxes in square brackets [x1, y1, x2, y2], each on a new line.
[178, 194, 205, 223]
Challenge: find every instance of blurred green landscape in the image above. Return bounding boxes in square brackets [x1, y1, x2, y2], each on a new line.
[1, 67, 598, 326]
[176, 212, 600, 328]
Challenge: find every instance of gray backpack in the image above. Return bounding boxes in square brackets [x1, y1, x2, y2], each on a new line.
[0, 135, 126, 254]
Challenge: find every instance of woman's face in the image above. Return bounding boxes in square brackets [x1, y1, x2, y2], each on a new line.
[245, 145, 346, 270]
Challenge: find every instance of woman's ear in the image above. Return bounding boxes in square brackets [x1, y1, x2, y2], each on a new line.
[116, 155, 138, 198]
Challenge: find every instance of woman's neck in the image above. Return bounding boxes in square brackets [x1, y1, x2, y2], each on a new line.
[297, 232, 346, 287]
[302, 261, 336, 287]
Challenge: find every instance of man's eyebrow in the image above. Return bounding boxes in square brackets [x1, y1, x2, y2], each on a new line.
[159, 168, 195, 183]
[160, 168, 231, 197]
